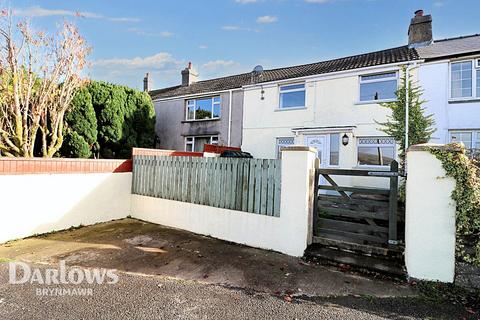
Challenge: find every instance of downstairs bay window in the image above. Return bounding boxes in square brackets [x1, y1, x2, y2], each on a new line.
[185, 136, 219, 152]
[357, 137, 396, 167]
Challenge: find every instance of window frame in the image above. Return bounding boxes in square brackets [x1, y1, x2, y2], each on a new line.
[184, 135, 219, 152]
[278, 83, 306, 110]
[358, 71, 399, 104]
[185, 96, 221, 121]
[275, 137, 295, 159]
[356, 137, 396, 168]
[449, 58, 480, 101]
[328, 133, 340, 167]
[449, 130, 480, 149]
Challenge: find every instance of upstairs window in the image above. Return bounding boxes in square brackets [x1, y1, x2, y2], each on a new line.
[359, 72, 398, 102]
[279, 83, 306, 109]
[450, 59, 480, 99]
[186, 96, 221, 120]
[451, 61, 472, 98]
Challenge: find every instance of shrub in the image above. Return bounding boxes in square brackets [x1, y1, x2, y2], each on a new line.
[61, 81, 155, 158]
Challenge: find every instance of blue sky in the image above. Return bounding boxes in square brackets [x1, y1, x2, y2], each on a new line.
[6, 0, 480, 90]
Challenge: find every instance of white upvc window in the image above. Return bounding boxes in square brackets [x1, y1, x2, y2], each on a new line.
[359, 72, 398, 103]
[450, 59, 480, 99]
[185, 136, 219, 152]
[449, 130, 480, 159]
[275, 137, 295, 159]
[279, 83, 306, 109]
[357, 137, 396, 167]
[186, 96, 221, 121]
[329, 133, 340, 166]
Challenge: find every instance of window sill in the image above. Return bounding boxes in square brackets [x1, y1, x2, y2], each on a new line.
[448, 98, 480, 104]
[274, 107, 307, 112]
[355, 99, 397, 105]
[182, 118, 221, 123]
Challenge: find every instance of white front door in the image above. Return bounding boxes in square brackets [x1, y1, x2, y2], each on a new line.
[305, 135, 328, 167]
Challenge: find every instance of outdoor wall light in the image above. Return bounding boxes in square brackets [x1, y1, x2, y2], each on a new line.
[342, 134, 349, 146]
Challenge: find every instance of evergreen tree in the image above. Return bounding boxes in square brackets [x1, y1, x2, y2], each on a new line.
[376, 67, 436, 165]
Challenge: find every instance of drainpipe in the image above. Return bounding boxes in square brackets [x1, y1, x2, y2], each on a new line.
[227, 89, 233, 146]
[404, 62, 417, 151]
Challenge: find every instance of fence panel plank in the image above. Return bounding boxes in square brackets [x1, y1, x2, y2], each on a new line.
[132, 156, 282, 216]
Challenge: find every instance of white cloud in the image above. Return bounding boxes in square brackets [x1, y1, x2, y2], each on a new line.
[433, 1, 445, 7]
[235, 0, 259, 3]
[90, 52, 184, 89]
[93, 53, 181, 70]
[199, 45, 208, 49]
[221, 25, 258, 32]
[202, 60, 238, 70]
[13, 6, 138, 22]
[128, 28, 174, 38]
[256, 15, 278, 24]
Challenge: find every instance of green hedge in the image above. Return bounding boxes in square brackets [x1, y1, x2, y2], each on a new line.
[61, 81, 155, 159]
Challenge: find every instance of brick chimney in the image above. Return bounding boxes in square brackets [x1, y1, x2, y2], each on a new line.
[408, 10, 433, 48]
[181, 62, 198, 86]
[143, 72, 150, 92]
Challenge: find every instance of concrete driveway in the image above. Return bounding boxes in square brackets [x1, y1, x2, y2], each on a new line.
[0, 219, 471, 319]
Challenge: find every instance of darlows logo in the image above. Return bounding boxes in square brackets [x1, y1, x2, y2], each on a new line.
[9, 261, 119, 285]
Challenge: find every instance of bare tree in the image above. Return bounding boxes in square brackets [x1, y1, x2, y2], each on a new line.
[0, 10, 90, 157]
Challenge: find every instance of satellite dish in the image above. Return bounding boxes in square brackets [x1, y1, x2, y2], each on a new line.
[252, 65, 264, 76]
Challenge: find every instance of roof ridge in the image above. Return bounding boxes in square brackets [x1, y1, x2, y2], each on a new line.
[192, 71, 251, 85]
[434, 33, 480, 43]
[262, 44, 413, 73]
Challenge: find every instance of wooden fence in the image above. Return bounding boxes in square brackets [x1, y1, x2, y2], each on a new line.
[132, 156, 282, 216]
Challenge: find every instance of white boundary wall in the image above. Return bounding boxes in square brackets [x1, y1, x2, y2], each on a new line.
[131, 147, 317, 256]
[405, 144, 456, 282]
[0, 172, 132, 243]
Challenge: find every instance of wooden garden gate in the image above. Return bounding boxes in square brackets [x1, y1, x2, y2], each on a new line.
[313, 161, 401, 247]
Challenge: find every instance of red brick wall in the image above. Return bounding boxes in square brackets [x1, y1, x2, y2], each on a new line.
[0, 158, 132, 175]
[203, 144, 241, 154]
[132, 148, 203, 157]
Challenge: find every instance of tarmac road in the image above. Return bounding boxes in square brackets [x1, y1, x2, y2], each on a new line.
[0, 263, 469, 320]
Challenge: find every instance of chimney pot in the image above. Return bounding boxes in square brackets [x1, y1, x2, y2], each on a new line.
[181, 63, 198, 86]
[408, 10, 433, 48]
[143, 72, 150, 92]
[415, 9, 424, 17]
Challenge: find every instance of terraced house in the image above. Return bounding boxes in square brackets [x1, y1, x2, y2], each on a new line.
[148, 10, 480, 167]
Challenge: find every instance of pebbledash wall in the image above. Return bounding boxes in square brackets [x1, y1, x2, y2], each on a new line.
[0, 158, 133, 243]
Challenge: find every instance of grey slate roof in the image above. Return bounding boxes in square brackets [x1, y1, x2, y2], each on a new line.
[416, 34, 480, 60]
[150, 34, 480, 100]
[150, 45, 418, 100]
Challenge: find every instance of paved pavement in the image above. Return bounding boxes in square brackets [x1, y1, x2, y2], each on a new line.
[0, 219, 473, 319]
[0, 263, 468, 320]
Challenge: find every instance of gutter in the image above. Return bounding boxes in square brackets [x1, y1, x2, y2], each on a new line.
[242, 60, 423, 90]
[152, 88, 242, 103]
